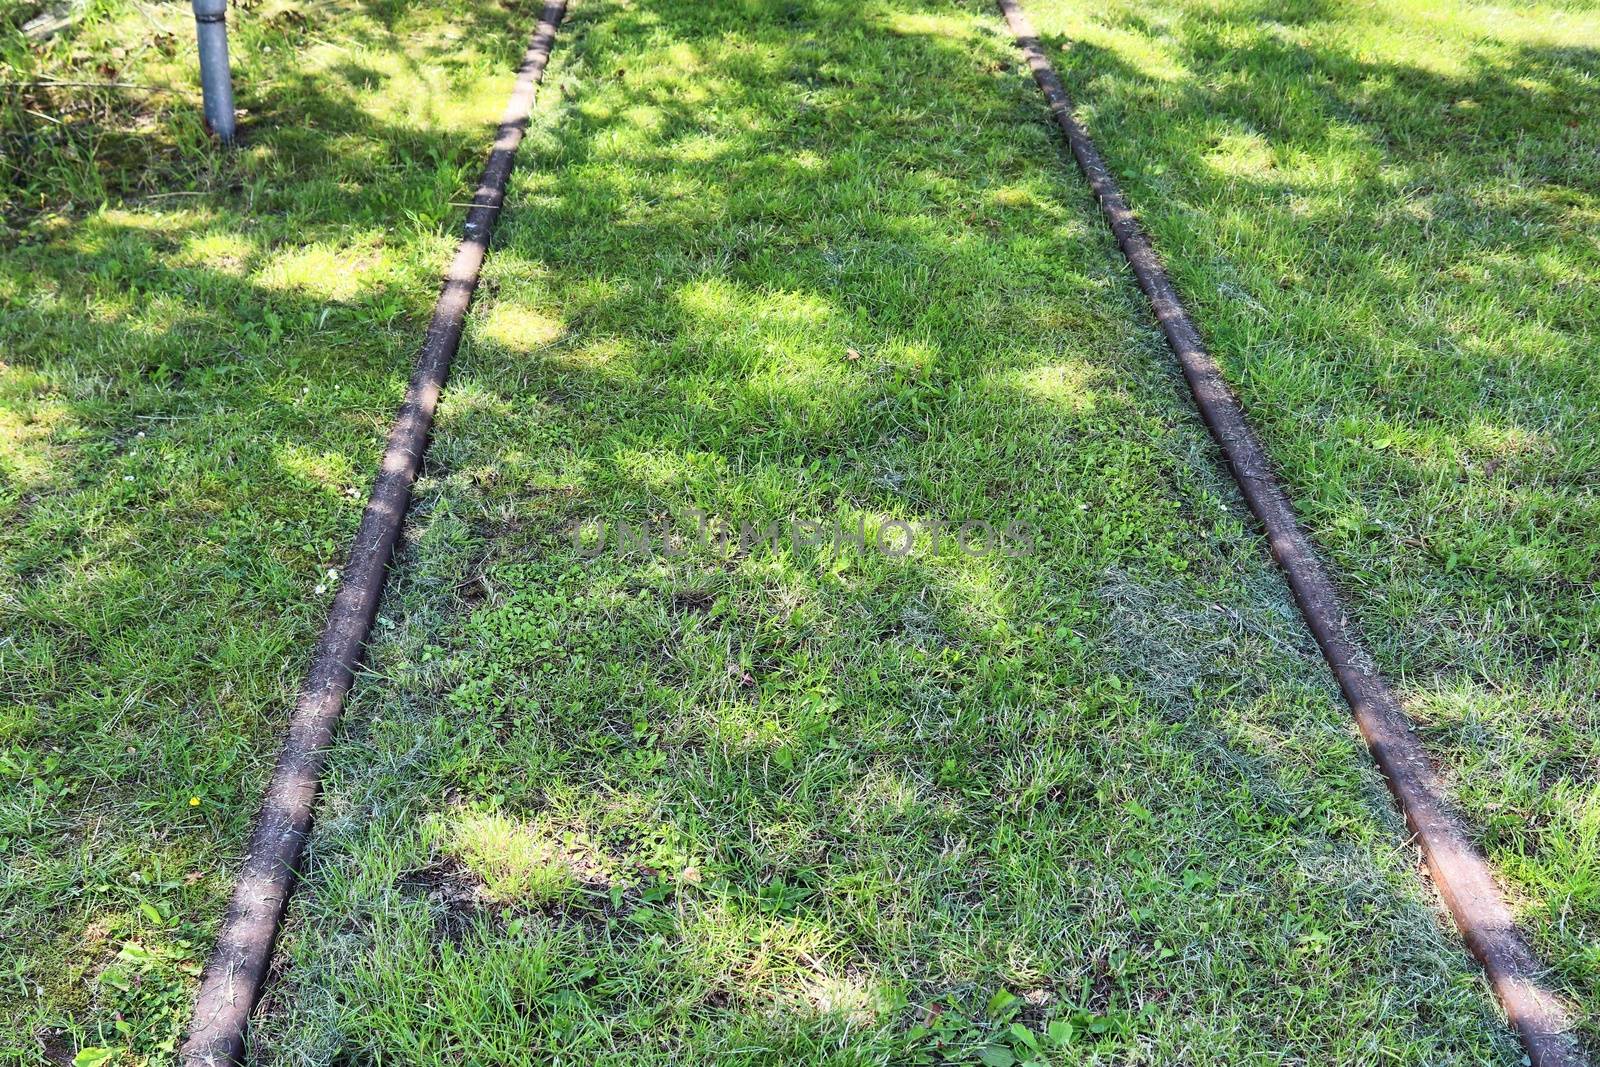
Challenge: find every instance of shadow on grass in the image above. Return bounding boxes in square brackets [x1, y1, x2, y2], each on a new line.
[1045, 9, 1600, 662]
[1031, 0, 1600, 1040]
[249, 0, 1537, 1061]
[0, 0, 589, 1057]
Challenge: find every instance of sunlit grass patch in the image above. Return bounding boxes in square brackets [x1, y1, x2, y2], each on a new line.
[1201, 129, 1277, 177]
[876, 9, 977, 41]
[479, 301, 567, 351]
[0, 368, 69, 497]
[176, 230, 259, 275]
[445, 811, 597, 906]
[259, 240, 397, 301]
[994, 360, 1106, 413]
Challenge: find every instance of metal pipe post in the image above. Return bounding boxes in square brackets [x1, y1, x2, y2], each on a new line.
[191, 0, 235, 143]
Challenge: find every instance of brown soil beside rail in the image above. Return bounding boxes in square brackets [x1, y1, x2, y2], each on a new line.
[178, 3, 569, 1062]
[991, 1, 1587, 1065]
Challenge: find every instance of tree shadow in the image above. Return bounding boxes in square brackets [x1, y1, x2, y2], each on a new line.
[1044, 6, 1599, 651]
[1028, 0, 1599, 1042]
[0, 0, 607, 1057]
[251, 0, 1533, 1061]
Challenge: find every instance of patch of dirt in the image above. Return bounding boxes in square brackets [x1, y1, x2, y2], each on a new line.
[399, 855, 490, 916]
[670, 588, 715, 614]
[456, 573, 490, 608]
[398, 848, 622, 943]
[37, 1029, 74, 1066]
[398, 855, 504, 944]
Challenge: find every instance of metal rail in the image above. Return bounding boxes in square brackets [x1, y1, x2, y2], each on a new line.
[180, 2, 569, 1060]
[992, 2, 1586, 1063]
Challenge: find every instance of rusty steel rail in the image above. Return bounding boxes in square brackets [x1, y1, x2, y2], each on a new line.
[180, 2, 568, 1061]
[992, 1, 1586, 1064]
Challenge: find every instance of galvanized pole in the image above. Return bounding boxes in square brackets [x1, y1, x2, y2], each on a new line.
[191, 0, 235, 143]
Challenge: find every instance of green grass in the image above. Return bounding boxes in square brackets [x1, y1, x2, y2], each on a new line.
[0, 0, 556, 1060]
[4, 0, 1592, 1061]
[1018, 0, 1600, 1042]
[252, 0, 1540, 1061]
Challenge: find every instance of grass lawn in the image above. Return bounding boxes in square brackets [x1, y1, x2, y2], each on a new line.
[252, 0, 1541, 1060]
[1, 0, 1591, 1062]
[1020, 0, 1600, 1041]
[1, 0, 550, 1058]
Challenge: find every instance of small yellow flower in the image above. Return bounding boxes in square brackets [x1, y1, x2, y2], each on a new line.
[189, 796, 201, 807]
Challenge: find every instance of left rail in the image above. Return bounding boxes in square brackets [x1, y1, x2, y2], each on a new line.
[180, 3, 570, 1060]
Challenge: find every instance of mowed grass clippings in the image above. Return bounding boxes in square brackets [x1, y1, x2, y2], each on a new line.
[260, 0, 1521, 1062]
[0, 0, 559, 1060]
[1018, 0, 1600, 1044]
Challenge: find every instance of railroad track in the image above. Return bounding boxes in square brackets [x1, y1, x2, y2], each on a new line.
[179, 1, 1589, 1062]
